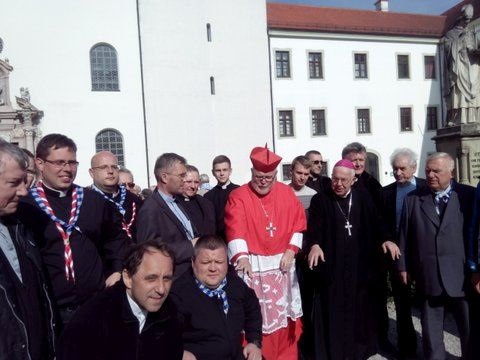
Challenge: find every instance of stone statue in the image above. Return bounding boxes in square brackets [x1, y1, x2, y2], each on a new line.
[20, 87, 30, 103]
[442, 4, 480, 125]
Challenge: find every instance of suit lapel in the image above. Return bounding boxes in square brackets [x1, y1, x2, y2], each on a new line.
[420, 192, 440, 228]
[153, 191, 190, 237]
[439, 192, 459, 231]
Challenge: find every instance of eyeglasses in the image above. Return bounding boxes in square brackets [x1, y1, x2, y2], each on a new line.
[254, 174, 275, 182]
[121, 182, 135, 188]
[44, 159, 79, 168]
[166, 172, 187, 179]
[91, 165, 120, 171]
[331, 178, 351, 185]
[312, 160, 322, 165]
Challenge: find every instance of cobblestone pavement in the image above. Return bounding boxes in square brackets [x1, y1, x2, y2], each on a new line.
[369, 302, 461, 359]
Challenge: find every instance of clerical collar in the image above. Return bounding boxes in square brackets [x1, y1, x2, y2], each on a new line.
[398, 177, 416, 188]
[157, 189, 176, 203]
[126, 291, 148, 333]
[92, 184, 119, 198]
[335, 189, 351, 199]
[42, 182, 70, 198]
[219, 180, 231, 190]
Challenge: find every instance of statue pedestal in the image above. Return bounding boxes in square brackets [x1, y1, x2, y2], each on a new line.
[433, 123, 480, 186]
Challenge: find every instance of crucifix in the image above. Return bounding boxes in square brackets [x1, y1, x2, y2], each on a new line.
[344, 220, 352, 236]
[266, 222, 277, 237]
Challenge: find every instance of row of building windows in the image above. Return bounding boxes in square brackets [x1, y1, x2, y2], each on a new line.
[277, 106, 439, 137]
[275, 50, 436, 81]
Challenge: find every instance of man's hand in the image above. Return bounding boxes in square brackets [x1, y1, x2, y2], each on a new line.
[243, 343, 262, 360]
[235, 257, 253, 278]
[183, 351, 197, 360]
[105, 272, 121, 287]
[471, 273, 480, 294]
[399, 271, 409, 286]
[308, 244, 325, 269]
[382, 241, 401, 260]
[280, 249, 295, 273]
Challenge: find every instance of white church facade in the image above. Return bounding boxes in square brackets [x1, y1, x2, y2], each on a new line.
[0, 0, 471, 186]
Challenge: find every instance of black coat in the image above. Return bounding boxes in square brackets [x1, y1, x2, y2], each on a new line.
[0, 216, 56, 360]
[170, 270, 262, 360]
[177, 194, 216, 237]
[380, 177, 427, 239]
[306, 175, 331, 193]
[397, 181, 475, 297]
[136, 190, 193, 278]
[58, 281, 183, 360]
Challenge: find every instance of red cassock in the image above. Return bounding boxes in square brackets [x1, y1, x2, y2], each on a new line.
[225, 181, 306, 360]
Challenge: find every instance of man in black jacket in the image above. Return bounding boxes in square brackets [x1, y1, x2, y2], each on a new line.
[171, 235, 262, 360]
[305, 150, 331, 193]
[58, 240, 183, 360]
[0, 140, 55, 360]
[381, 148, 427, 358]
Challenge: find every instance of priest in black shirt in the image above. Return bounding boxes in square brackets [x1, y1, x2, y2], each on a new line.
[305, 150, 331, 193]
[177, 165, 216, 236]
[305, 160, 400, 360]
[204, 155, 239, 239]
[89, 151, 142, 242]
[17, 134, 130, 328]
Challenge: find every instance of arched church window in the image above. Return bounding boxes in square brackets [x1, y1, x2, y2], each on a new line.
[90, 43, 119, 91]
[95, 129, 125, 166]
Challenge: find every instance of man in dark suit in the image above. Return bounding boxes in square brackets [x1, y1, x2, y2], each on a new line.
[137, 153, 196, 278]
[397, 152, 475, 359]
[381, 148, 426, 358]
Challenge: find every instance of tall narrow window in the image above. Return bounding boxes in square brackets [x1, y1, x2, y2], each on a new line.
[424, 55, 436, 79]
[275, 51, 290, 78]
[308, 52, 323, 79]
[279, 110, 294, 137]
[400, 107, 413, 131]
[397, 54, 410, 79]
[206, 23, 212, 42]
[90, 43, 119, 91]
[366, 152, 380, 181]
[357, 108, 371, 133]
[210, 76, 215, 95]
[426, 106, 438, 130]
[311, 109, 326, 135]
[95, 129, 125, 166]
[354, 53, 368, 79]
[282, 164, 292, 181]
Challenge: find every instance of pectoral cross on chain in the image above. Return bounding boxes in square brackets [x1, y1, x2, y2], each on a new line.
[266, 222, 277, 237]
[345, 220, 352, 236]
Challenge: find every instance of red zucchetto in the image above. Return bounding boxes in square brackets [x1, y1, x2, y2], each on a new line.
[334, 159, 355, 169]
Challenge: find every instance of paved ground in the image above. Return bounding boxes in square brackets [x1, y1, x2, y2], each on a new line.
[369, 302, 461, 359]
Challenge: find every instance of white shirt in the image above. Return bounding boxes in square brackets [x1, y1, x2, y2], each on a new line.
[126, 292, 148, 333]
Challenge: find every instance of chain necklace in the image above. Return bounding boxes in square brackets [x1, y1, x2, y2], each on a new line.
[334, 192, 353, 236]
[258, 198, 276, 237]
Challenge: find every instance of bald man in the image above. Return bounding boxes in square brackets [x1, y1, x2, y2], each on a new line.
[89, 151, 142, 242]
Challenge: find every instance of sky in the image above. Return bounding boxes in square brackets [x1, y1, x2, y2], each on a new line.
[267, 0, 462, 15]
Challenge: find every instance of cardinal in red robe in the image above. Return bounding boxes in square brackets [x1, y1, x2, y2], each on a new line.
[225, 145, 306, 360]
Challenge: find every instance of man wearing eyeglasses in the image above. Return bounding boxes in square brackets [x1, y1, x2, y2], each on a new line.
[137, 153, 198, 279]
[17, 134, 130, 329]
[119, 168, 136, 193]
[305, 150, 331, 193]
[225, 145, 306, 360]
[89, 151, 142, 242]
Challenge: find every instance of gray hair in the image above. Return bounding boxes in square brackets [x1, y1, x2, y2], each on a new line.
[119, 167, 133, 176]
[0, 139, 28, 175]
[341, 142, 366, 158]
[186, 165, 199, 174]
[426, 152, 455, 172]
[390, 148, 418, 167]
[154, 153, 187, 181]
[200, 174, 210, 183]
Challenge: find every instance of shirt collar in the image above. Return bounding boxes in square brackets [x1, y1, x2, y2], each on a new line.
[157, 188, 176, 204]
[126, 291, 148, 333]
[219, 180, 231, 190]
[42, 182, 70, 198]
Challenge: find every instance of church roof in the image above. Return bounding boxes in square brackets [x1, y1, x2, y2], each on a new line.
[267, 3, 446, 38]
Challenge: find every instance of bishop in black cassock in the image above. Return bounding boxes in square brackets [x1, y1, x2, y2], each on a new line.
[305, 160, 395, 360]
